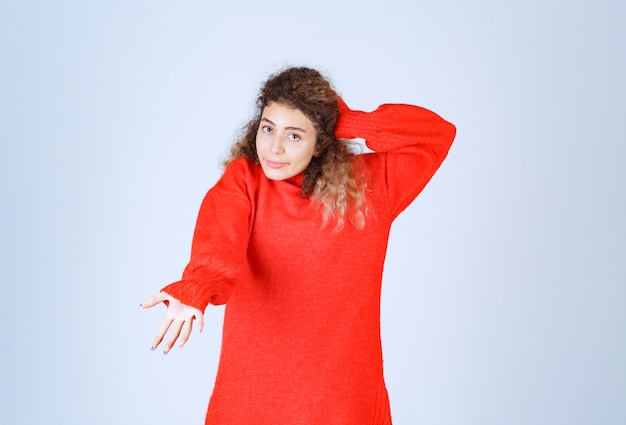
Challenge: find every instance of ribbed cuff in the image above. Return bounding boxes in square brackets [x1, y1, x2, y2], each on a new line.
[335, 108, 370, 140]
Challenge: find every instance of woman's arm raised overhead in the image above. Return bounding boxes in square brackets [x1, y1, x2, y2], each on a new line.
[335, 98, 456, 217]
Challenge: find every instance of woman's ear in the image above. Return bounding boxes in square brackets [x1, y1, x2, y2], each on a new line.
[314, 137, 329, 157]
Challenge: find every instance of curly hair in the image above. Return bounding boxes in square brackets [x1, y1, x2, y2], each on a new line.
[225, 67, 367, 230]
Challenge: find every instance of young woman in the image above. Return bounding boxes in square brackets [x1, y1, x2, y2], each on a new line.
[142, 66, 456, 424]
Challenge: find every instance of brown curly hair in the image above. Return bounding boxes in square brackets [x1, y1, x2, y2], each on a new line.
[225, 67, 367, 230]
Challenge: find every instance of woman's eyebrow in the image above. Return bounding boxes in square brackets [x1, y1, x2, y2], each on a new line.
[260, 117, 307, 133]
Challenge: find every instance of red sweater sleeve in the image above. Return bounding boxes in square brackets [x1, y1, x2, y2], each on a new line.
[335, 98, 456, 217]
[161, 159, 252, 312]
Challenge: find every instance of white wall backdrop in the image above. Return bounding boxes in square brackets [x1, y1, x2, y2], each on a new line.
[1, 1, 624, 424]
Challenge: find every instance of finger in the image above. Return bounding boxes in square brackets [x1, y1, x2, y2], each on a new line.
[196, 311, 204, 333]
[141, 292, 166, 309]
[152, 315, 174, 350]
[164, 320, 184, 355]
[179, 317, 193, 348]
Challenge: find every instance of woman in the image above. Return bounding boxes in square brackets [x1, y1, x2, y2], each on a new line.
[142, 66, 456, 424]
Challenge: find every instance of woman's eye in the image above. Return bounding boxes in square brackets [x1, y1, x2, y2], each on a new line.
[262, 126, 272, 133]
[288, 134, 300, 141]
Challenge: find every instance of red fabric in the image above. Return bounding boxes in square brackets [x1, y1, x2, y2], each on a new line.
[162, 101, 456, 424]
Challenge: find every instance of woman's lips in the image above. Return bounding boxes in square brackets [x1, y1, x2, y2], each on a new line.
[265, 159, 287, 169]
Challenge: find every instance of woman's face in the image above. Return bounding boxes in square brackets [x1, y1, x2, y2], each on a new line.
[256, 102, 318, 181]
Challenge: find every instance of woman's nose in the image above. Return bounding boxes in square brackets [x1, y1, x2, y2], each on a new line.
[270, 135, 284, 154]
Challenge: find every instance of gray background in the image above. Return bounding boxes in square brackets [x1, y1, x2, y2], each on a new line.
[1, 1, 624, 424]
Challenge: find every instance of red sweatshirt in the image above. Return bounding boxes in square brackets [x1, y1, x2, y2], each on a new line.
[162, 101, 456, 424]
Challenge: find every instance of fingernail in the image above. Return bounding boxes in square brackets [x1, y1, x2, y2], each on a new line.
[163, 350, 169, 355]
[139, 304, 143, 308]
[151, 346, 156, 351]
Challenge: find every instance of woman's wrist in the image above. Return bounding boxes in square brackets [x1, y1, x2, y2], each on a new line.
[335, 100, 370, 140]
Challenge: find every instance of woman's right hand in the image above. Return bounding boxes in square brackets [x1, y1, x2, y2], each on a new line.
[335, 97, 366, 140]
[141, 292, 204, 354]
